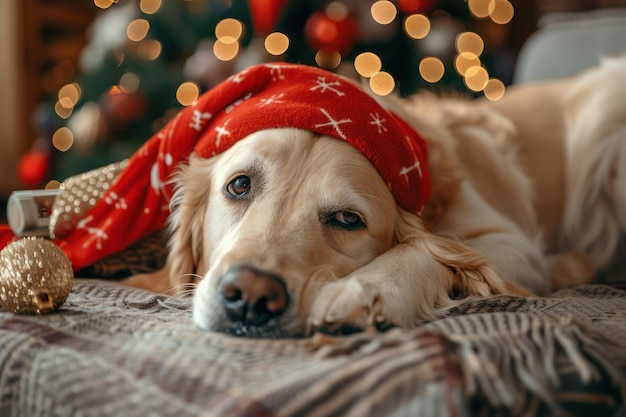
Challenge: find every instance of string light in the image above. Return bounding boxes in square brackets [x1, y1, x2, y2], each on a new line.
[176, 82, 200, 106]
[371, 1, 397, 25]
[419, 57, 445, 83]
[354, 52, 382, 78]
[369, 71, 395, 96]
[265, 32, 290, 56]
[404, 14, 430, 40]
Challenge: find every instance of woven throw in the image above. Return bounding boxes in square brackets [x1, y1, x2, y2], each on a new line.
[0, 280, 624, 417]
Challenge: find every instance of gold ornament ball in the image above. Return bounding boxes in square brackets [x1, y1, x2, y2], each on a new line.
[0, 237, 73, 314]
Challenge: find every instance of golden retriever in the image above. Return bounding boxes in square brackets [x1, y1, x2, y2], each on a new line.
[124, 57, 626, 338]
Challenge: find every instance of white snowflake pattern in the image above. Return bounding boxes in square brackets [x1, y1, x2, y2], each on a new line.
[215, 120, 231, 147]
[229, 69, 248, 84]
[189, 109, 212, 131]
[104, 191, 127, 210]
[399, 136, 423, 184]
[225, 92, 253, 113]
[257, 93, 285, 107]
[310, 76, 345, 96]
[369, 112, 388, 133]
[263, 63, 300, 80]
[77, 216, 111, 250]
[399, 161, 423, 184]
[315, 108, 352, 140]
[150, 154, 173, 196]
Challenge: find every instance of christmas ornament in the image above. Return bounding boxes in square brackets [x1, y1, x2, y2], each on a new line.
[248, 0, 287, 34]
[17, 150, 50, 188]
[304, 11, 358, 56]
[0, 237, 73, 314]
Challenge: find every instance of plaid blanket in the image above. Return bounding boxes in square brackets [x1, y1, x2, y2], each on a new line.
[0, 280, 624, 417]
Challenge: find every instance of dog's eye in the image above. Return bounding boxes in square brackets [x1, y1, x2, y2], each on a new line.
[226, 175, 251, 198]
[331, 211, 365, 230]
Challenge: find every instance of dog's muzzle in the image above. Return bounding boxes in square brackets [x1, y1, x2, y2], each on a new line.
[217, 264, 289, 327]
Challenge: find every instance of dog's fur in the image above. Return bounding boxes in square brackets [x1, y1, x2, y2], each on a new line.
[124, 58, 626, 338]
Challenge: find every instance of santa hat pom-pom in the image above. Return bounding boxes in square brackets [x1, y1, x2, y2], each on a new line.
[0, 237, 73, 314]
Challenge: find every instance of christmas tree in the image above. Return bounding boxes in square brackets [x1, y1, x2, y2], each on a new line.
[22, 0, 515, 186]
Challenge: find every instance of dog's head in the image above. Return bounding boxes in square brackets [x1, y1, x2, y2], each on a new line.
[167, 128, 404, 337]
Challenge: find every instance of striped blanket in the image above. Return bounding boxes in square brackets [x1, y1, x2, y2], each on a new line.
[0, 280, 624, 417]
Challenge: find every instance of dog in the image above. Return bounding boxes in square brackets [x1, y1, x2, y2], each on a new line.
[123, 58, 626, 338]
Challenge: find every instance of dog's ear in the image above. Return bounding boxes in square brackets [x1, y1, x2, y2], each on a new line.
[395, 209, 531, 298]
[166, 155, 216, 290]
[418, 233, 532, 298]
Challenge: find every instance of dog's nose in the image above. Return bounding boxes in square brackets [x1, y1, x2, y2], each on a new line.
[218, 265, 288, 326]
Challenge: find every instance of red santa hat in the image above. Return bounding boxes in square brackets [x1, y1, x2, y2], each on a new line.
[53, 63, 431, 271]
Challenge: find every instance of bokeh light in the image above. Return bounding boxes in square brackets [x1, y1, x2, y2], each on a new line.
[52, 127, 74, 152]
[315, 49, 342, 69]
[94, 0, 116, 9]
[404, 14, 430, 39]
[464, 66, 489, 91]
[456, 32, 484, 56]
[371, 1, 397, 25]
[213, 39, 239, 61]
[369, 71, 395, 96]
[488, 0, 514, 24]
[467, 0, 490, 19]
[326, 2, 349, 20]
[140, 0, 162, 14]
[354, 52, 382, 77]
[58, 83, 82, 109]
[484, 78, 506, 101]
[176, 82, 200, 106]
[120, 72, 140, 93]
[454, 52, 481, 76]
[419, 57, 445, 83]
[127, 19, 150, 42]
[215, 18, 244, 41]
[45, 180, 61, 190]
[265, 32, 289, 56]
[137, 39, 162, 60]
[54, 101, 73, 119]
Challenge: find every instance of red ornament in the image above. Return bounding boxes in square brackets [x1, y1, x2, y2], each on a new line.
[101, 87, 148, 132]
[248, 0, 287, 34]
[397, 0, 437, 14]
[304, 11, 358, 56]
[18, 150, 50, 188]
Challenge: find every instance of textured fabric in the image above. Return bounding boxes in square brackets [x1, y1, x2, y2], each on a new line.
[0, 280, 624, 417]
[53, 63, 431, 272]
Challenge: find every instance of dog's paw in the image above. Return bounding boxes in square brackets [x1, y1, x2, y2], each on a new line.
[307, 278, 397, 336]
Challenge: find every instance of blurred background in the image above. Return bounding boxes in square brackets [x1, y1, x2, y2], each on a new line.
[1, 0, 626, 222]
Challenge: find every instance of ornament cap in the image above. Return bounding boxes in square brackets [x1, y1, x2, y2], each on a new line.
[7, 190, 59, 238]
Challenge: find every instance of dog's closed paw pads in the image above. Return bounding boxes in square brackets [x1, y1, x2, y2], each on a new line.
[307, 278, 395, 336]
